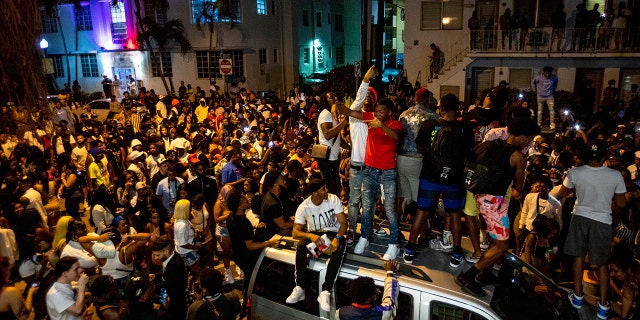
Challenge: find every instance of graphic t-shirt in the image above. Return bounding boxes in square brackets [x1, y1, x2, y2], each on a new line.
[294, 194, 343, 233]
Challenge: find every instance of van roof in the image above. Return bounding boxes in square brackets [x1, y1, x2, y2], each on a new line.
[269, 234, 495, 306]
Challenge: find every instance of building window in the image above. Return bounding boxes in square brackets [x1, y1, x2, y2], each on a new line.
[303, 48, 310, 64]
[336, 47, 344, 65]
[327, 12, 331, 25]
[273, 48, 278, 63]
[74, 5, 93, 31]
[80, 54, 99, 77]
[302, 10, 309, 26]
[513, 0, 565, 27]
[316, 11, 322, 27]
[41, 10, 58, 33]
[192, 0, 241, 24]
[271, 0, 276, 15]
[110, 0, 127, 44]
[509, 69, 533, 90]
[257, 0, 267, 15]
[259, 48, 267, 64]
[195, 50, 244, 79]
[49, 55, 64, 78]
[150, 51, 173, 77]
[420, 0, 463, 30]
[144, 1, 167, 24]
[316, 46, 324, 69]
[334, 14, 343, 32]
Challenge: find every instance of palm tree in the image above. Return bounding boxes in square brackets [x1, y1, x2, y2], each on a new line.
[43, 0, 80, 87]
[196, 0, 236, 85]
[137, 17, 192, 94]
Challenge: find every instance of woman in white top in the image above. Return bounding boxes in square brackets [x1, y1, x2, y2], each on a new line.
[60, 220, 100, 275]
[316, 92, 348, 195]
[173, 199, 203, 278]
[91, 188, 118, 235]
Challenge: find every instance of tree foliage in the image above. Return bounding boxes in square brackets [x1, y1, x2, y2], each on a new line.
[0, 0, 51, 110]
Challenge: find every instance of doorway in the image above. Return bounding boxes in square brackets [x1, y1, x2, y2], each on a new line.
[575, 68, 604, 110]
[112, 67, 136, 96]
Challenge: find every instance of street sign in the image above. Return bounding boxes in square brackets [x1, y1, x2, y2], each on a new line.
[219, 59, 233, 75]
[354, 61, 361, 78]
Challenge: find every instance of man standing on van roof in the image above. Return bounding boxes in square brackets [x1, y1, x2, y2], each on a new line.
[339, 98, 404, 261]
[286, 178, 348, 312]
[455, 117, 539, 297]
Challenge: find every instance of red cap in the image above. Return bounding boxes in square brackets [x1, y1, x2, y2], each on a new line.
[367, 87, 378, 105]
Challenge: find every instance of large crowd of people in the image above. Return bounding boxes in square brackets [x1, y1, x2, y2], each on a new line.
[0, 62, 640, 320]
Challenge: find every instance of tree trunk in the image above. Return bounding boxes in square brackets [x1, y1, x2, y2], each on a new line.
[56, 12, 72, 86]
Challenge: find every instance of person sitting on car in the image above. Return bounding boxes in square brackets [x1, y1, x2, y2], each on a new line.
[336, 260, 399, 320]
[286, 178, 347, 312]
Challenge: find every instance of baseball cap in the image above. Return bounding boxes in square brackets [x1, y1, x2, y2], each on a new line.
[307, 178, 326, 193]
[129, 150, 144, 160]
[131, 139, 142, 148]
[586, 139, 608, 160]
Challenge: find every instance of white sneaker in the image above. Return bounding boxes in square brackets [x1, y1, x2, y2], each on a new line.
[382, 244, 400, 260]
[235, 265, 245, 280]
[429, 238, 453, 252]
[317, 290, 331, 312]
[286, 286, 305, 304]
[354, 237, 369, 254]
[224, 268, 235, 284]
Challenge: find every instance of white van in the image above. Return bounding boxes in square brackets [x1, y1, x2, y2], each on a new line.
[246, 237, 595, 320]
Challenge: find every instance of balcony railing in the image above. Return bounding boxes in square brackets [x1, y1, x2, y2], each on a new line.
[469, 26, 640, 53]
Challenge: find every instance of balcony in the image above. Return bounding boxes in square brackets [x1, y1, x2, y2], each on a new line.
[468, 26, 640, 57]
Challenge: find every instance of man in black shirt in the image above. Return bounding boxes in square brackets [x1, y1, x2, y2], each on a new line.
[185, 268, 242, 320]
[187, 161, 218, 212]
[152, 236, 187, 320]
[260, 170, 293, 238]
[280, 159, 306, 220]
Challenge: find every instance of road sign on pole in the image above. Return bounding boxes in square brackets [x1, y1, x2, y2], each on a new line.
[219, 59, 233, 75]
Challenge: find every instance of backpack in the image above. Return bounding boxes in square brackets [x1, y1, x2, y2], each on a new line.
[463, 140, 514, 195]
[425, 121, 467, 184]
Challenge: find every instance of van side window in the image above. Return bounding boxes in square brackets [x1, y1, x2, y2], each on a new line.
[253, 257, 320, 316]
[491, 256, 569, 319]
[431, 301, 487, 320]
[335, 277, 413, 319]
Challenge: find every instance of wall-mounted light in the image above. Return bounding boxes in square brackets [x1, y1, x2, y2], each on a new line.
[313, 39, 321, 47]
[39, 38, 49, 49]
[442, 17, 451, 25]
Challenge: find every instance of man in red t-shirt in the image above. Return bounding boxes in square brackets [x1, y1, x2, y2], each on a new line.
[338, 98, 403, 260]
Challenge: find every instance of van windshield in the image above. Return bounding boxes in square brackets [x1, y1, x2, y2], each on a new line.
[491, 253, 580, 320]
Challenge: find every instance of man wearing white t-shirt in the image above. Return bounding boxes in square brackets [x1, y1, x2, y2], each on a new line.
[286, 178, 347, 312]
[559, 139, 626, 319]
[346, 66, 377, 244]
[46, 256, 89, 320]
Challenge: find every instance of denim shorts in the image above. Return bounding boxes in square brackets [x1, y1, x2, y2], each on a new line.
[180, 251, 200, 267]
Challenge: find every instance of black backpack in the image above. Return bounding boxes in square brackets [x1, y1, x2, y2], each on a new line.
[463, 140, 514, 195]
[425, 121, 467, 184]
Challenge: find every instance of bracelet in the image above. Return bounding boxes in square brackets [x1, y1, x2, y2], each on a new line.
[335, 235, 342, 239]
[386, 271, 395, 275]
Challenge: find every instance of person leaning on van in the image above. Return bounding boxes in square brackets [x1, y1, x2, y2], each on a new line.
[336, 260, 399, 320]
[286, 178, 348, 312]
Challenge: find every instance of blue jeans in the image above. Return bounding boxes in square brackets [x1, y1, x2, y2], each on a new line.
[348, 161, 366, 232]
[361, 166, 399, 244]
